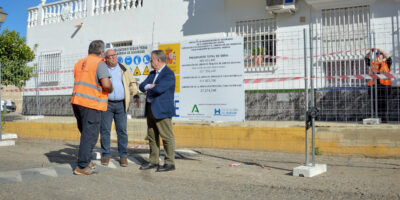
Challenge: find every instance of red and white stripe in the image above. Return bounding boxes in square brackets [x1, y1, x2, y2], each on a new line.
[245, 48, 371, 61]
[244, 73, 400, 84]
[38, 70, 73, 75]
[3, 73, 399, 93]
[3, 86, 73, 93]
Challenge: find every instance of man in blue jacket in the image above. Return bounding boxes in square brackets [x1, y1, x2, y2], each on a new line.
[139, 50, 176, 172]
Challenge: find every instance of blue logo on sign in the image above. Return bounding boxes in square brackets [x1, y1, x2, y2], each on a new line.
[134, 55, 141, 65]
[175, 100, 180, 117]
[125, 56, 132, 65]
[118, 57, 123, 63]
[143, 55, 150, 64]
[214, 108, 238, 116]
[214, 108, 221, 116]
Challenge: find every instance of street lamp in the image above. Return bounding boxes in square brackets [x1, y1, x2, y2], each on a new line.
[0, 6, 7, 143]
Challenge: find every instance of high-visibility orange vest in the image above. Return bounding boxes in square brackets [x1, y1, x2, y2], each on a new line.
[71, 55, 108, 111]
[368, 60, 392, 86]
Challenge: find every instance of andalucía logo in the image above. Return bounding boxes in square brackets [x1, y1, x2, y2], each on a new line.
[192, 104, 199, 113]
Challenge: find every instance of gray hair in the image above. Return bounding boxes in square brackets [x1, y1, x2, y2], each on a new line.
[104, 48, 116, 57]
[88, 40, 105, 55]
[151, 50, 166, 63]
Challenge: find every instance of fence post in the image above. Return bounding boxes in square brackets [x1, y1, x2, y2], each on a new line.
[293, 27, 327, 176]
[0, 62, 2, 141]
[309, 26, 316, 166]
[372, 32, 378, 119]
[368, 31, 379, 120]
[303, 28, 309, 166]
[369, 32, 374, 118]
[35, 58, 41, 115]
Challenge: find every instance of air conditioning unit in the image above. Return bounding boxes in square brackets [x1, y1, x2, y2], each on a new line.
[266, 0, 296, 14]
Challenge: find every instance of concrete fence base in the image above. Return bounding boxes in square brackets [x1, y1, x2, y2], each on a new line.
[3, 120, 400, 158]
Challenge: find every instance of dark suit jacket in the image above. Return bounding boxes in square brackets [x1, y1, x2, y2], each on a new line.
[139, 66, 176, 119]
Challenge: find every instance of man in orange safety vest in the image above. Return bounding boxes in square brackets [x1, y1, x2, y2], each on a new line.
[71, 40, 114, 175]
[365, 48, 392, 123]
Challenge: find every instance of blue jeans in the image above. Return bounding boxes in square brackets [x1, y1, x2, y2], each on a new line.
[100, 101, 128, 158]
[72, 104, 101, 169]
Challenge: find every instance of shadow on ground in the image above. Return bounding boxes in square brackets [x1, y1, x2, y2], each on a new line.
[43, 145, 199, 169]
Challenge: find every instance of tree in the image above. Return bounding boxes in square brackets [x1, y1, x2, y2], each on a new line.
[0, 28, 36, 88]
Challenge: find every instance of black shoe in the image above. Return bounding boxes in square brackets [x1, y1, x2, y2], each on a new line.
[139, 162, 159, 170]
[156, 164, 175, 172]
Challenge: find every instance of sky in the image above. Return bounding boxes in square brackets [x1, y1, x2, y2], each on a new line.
[0, 0, 59, 38]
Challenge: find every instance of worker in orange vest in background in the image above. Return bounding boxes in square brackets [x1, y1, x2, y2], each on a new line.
[71, 40, 114, 175]
[365, 48, 392, 123]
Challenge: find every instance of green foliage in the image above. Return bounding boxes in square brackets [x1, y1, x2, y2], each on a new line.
[315, 147, 322, 156]
[252, 47, 265, 56]
[1, 109, 6, 127]
[0, 28, 36, 88]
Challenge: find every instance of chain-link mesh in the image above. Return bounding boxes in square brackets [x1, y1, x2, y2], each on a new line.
[1, 19, 399, 159]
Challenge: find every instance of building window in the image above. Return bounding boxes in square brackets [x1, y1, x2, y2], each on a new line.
[236, 18, 276, 69]
[38, 52, 62, 86]
[320, 6, 370, 87]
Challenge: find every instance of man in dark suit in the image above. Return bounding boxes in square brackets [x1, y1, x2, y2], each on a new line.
[139, 50, 176, 172]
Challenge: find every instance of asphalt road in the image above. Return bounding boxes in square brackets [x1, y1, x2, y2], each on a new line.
[0, 138, 399, 200]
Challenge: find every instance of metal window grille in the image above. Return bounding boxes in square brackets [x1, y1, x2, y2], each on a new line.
[266, 0, 295, 6]
[38, 52, 62, 86]
[319, 5, 370, 88]
[235, 18, 276, 71]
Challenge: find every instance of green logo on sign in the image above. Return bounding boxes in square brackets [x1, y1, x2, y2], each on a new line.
[192, 104, 199, 113]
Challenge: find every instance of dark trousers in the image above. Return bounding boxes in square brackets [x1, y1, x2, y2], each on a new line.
[100, 100, 128, 158]
[146, 103, 175, 165]
[72, 104, 101, 168]
[369, 85, 391, 122]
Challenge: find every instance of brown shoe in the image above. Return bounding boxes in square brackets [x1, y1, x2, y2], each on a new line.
[88, 162, 96, 170]
[101, 157, 110, 166]
[120, 157, 128, 167]
[73, 167, 96, 175]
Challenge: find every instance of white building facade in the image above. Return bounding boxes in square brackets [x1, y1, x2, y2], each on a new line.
[24, 0, 400, 121]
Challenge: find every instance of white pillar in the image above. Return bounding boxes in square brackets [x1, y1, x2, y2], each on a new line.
[115, 0, 120, 12]
[83, 0, 87, 17]
[34, 9, 38, 26]
[121, 0, 125, 11]
[110, 0, 114, 13]
[101, 0, 105, 14]
[37, 0, 46, 25]
[69, 1, 74, 18]
[89, 0, 95, 16]
[27, 11, 32, 28]
[74, 0, 79, 19]
[56, 4, 61, 22]
[105, 0, 110, 13]
[95, 0, 100, 15]
[80, 0, 84, 18]
[43, 6, 48, 24]
[126, 0, 132, 10]
[52, 5, 56, 23]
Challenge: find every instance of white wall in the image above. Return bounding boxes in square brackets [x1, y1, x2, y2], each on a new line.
[25, 0, 400, 94]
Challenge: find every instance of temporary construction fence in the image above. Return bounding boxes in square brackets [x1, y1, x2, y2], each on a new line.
[1, 17, 398, 121]
[0, 23, 399, 163]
